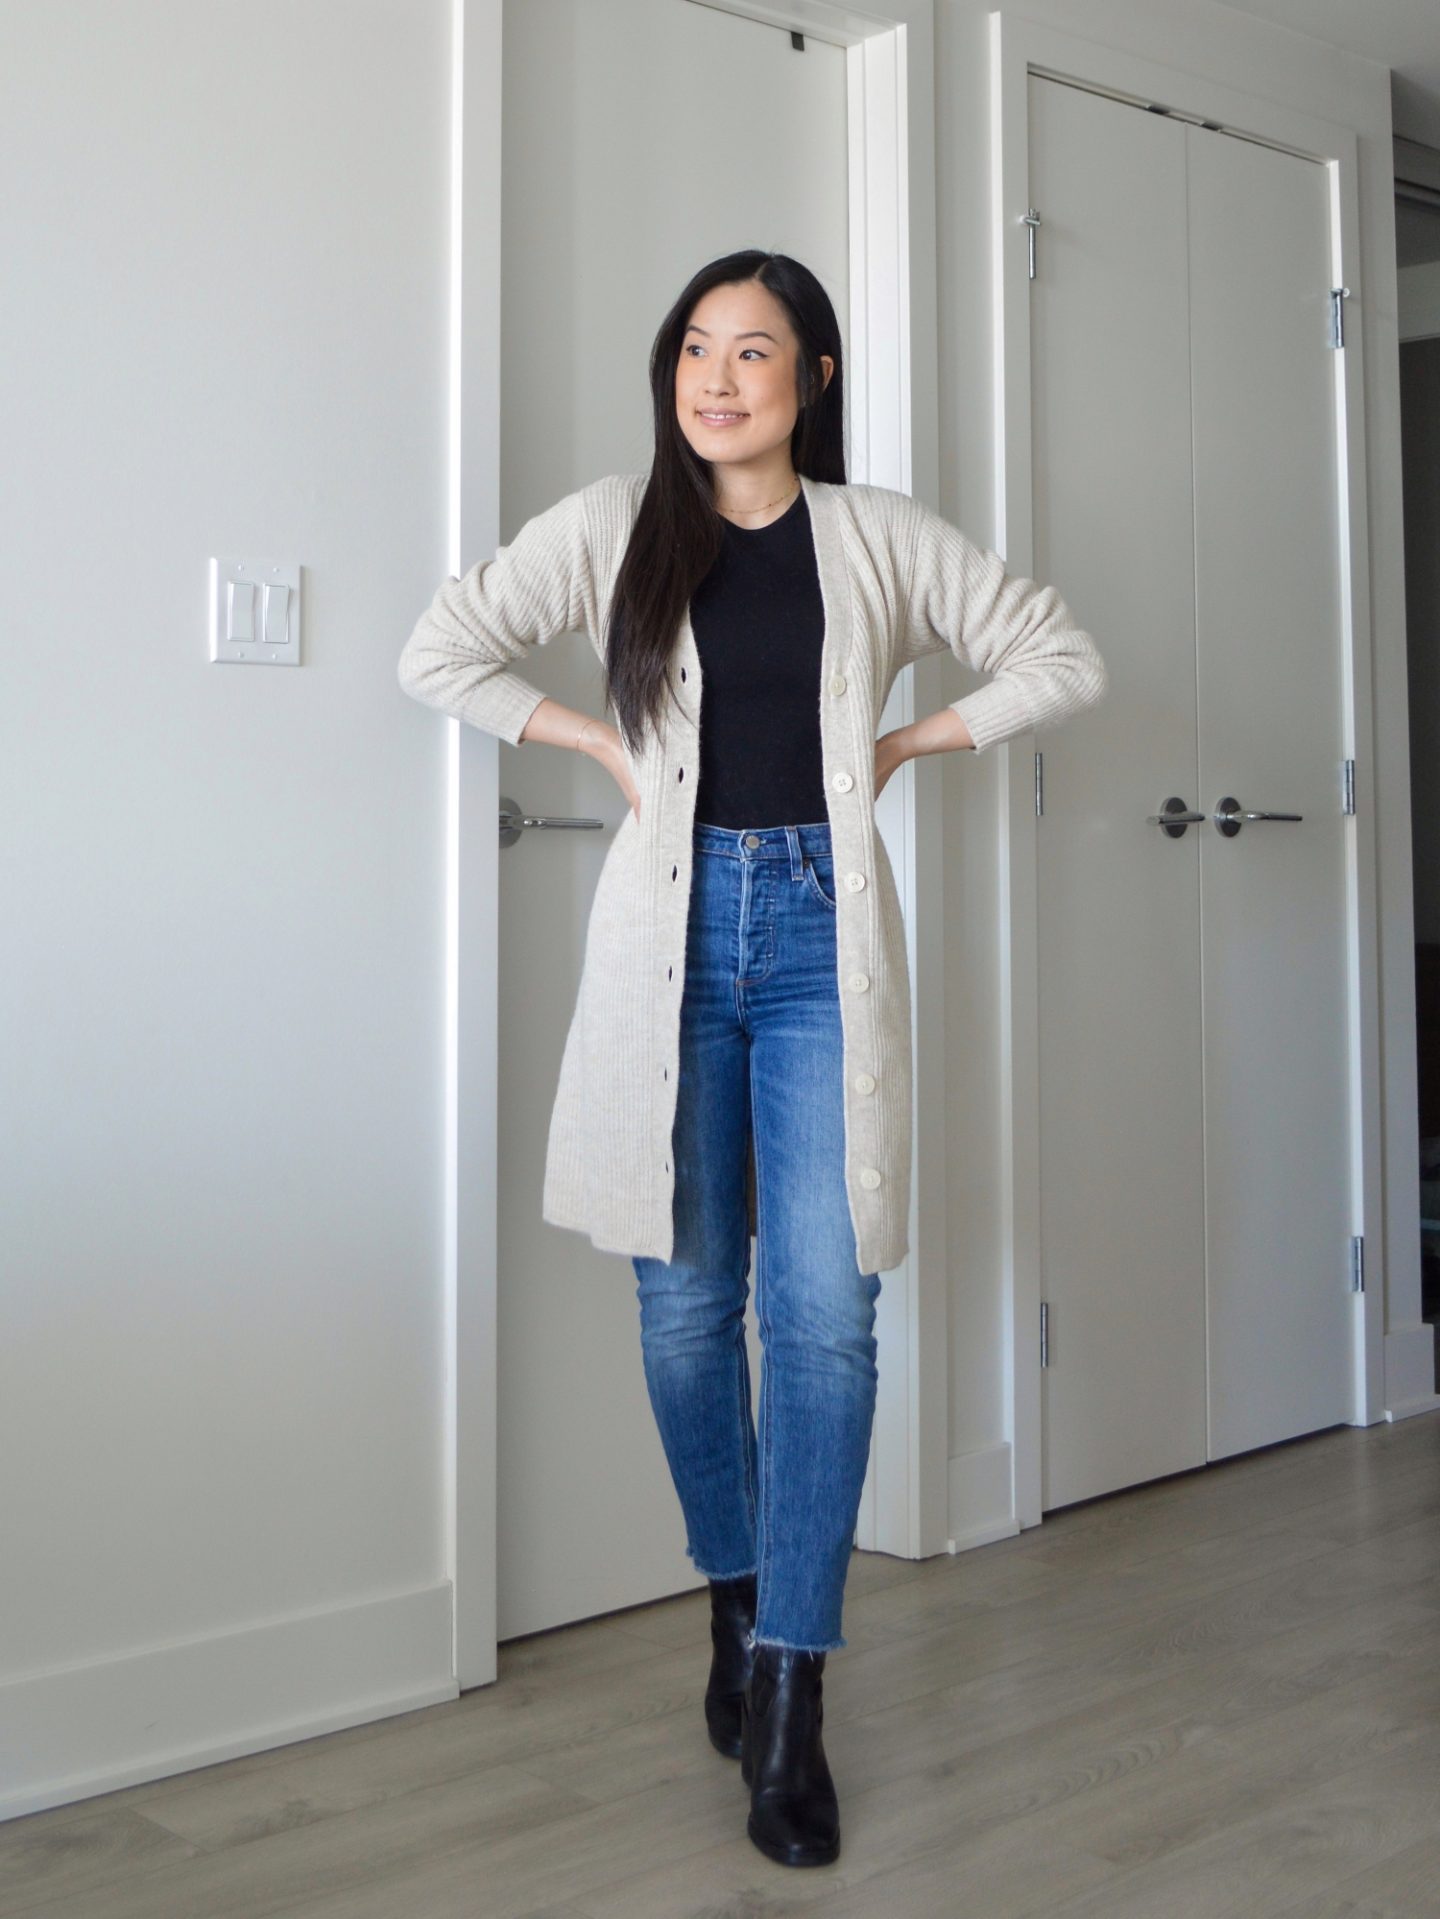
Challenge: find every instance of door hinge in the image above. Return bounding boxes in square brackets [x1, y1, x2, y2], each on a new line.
[1329, 286, 1350, 349]
[1040, 1298, 1050, 1367]
[1035, 750, 1044, 816]
[1350, 1235, 1365, 1293]
[1342, 758, 1356, 815]
[1023, 206, 1042, 281]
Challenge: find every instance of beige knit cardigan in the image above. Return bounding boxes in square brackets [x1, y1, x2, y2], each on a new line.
[398, 470, 1108, 1274]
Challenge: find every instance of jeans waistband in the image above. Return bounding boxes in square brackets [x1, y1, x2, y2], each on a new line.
[692, 820, 832, 862]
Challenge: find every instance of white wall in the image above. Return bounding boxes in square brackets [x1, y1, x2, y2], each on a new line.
[0, 0, 459, 1815]
[0, 0, 1423, 1818]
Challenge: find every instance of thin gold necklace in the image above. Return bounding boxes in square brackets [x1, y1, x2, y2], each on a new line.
[717, 477, 801, 522]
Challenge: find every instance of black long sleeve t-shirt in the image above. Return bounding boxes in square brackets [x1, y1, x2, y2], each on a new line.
[690, 489, 829, 830]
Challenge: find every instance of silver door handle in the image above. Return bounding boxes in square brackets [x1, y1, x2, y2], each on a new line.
[499, 809, 605, 829]
[1215, 795, 1302, 838]
[499, 793, 606, 848]
[1148, 797, 1208, 837]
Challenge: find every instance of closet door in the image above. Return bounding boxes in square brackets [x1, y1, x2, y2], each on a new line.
[1029, 76, 1355, 1510]
[1187, 124, 1353, 1459]
[1028, 76, 1208, 1511]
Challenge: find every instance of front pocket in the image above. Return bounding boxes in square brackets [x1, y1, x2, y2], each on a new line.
[803, 856, 837, 909]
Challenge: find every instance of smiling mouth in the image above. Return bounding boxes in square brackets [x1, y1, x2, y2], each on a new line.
[698, 410, 747, 423]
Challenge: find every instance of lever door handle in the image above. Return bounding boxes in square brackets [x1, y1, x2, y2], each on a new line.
[1215, 795, 1302, 837]
[499, 793, 607, 848]
[1148, 797, 1207, 837]
[499, 810, 605, 830]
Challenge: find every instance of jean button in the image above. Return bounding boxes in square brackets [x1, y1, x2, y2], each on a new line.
[744, 833, 760, 849]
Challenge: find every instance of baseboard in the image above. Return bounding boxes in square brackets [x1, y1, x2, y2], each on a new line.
[1385, 1319, 1440, 1416]
[1, 1580, 457, 1822]
[947, 1439, 1021, 1553]
[1384, 1388, 1440, 1421]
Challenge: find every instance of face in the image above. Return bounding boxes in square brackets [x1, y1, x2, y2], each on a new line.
[674, 279, 833, 471]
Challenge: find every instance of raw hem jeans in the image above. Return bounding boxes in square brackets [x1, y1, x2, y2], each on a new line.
[632, 820, 883, 1654]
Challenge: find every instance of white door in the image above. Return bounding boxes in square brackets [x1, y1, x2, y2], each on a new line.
[494, 0, 850, 1637]
[1029, 76, 1354, 1509]
[1027, 78, 1209, 1511]
[1188, 123, 1353, 1459]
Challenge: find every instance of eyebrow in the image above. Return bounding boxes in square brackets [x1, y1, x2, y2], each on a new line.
[684, 325, 780, 343]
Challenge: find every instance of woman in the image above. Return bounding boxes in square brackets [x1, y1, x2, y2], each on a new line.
[398, 250, 1108, 1869]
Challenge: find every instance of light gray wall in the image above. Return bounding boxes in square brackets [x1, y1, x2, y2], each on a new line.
[1, 0, 456, 1808]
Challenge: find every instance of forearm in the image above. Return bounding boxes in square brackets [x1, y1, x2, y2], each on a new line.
[523, 696, 638, 816]
[518, 694, 615, 758]
[890, 707, 976, 760]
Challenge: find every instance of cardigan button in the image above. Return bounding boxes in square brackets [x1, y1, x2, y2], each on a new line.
[849, 971, 870, 993]
[845, 872, 866, 892]
[829, 672, 847, 696]
[858, 1166, 882, 1190]
[854, 1072, 876, 1094]
[832, 771, 854, 792]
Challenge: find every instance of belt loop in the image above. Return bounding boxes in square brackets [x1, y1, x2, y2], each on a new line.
[785, 824, 803, 879]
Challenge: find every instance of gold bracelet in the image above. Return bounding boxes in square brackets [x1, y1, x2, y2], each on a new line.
[575, 719, 594, 754]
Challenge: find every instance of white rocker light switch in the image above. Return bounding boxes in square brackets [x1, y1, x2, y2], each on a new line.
[263, 581, 290, 647]
[226, 579, 256, 643]
[210, 559, 301, 665]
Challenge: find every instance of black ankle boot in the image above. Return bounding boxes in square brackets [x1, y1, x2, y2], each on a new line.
[740, 1643, 840, 1866]
[703, 1571, 757, 1759]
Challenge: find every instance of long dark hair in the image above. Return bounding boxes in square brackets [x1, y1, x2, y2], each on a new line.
[603, 250, 846, 754]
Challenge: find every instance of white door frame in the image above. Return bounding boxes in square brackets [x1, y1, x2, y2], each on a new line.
[447, 0, 949, 1690]
[991, 11, 1393, 1530]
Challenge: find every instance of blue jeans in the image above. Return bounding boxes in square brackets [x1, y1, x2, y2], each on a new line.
[632, 820, 883, 1653]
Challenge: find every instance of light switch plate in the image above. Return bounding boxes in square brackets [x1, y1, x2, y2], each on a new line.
[209, 558, 301, 665]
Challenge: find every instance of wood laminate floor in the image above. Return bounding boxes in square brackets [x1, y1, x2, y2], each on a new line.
[4, 1415, 1439, 1917]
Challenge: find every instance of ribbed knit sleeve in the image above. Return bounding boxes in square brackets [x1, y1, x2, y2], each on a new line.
[897, 495, 1109, 755]
[397, 482, 597, 746]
